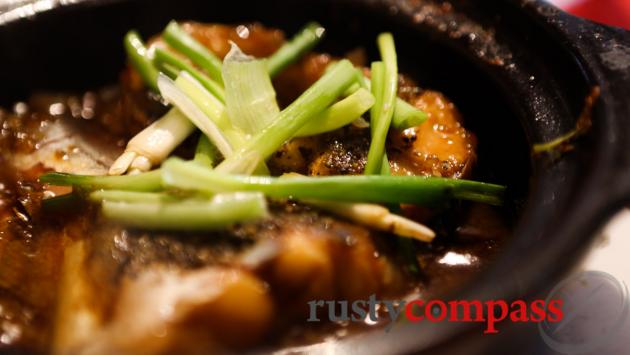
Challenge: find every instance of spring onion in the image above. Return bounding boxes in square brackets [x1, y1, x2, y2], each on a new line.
[371, 63, 392, 176]
[366, 56, 418, 267]
[307, 200, 435, 242]
[162, 21, 224, 84]
[340, 67, 426, 130]
[194, 134, 220, 168]
[215, 59, 358, 174]
[108, 108, 194, 175]
[278, 172, 433, 241]
[296, 88, 374, 137]
[157, 74, 233, 158]
[223, 43, 280, 134]
[367, 42, 420, 269]
[153, 47, 225, 102]
[41, 169, 163, 192]
[379, 32, 403, 132]
[177, 70, 371, 145]
[365, 33, 398, 175]
[173, 72, 241, 143]
[124, 31, 160, 92]
[158, 61, 180, 79]
[90, 190, 176, 203]
[369, 62, 385, 136]
[266, 22, 325, 77]
[392, 99, 427, 129]
[365, 61, 387, 175]
[355, 69, 428, 130]
[114, 22, 332, 176]
[100, 192, 268, 230]
[162, 158, 506, 206]
[216, 150, 265, 176]
[174, 72, 270, 175]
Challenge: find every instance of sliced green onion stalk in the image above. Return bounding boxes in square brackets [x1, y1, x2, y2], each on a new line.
[90, 190, 176, 203]
[380, 153, 392, 175]
[364, 61, 387, 175]
[157, 73, 233, 158]
[393, 99, 427, 130]
[125, 58, 363, 176]
[116, 22, 330, 176]
[356, 69, 428, 130]
[370, 65, 392, 176]
[158, 61, 180, 79]
[178, 70, 372, 151]
[108, 70, 227, 175]
[100, 192, 268, 230]
[153, 47, 225, 102]
[213, 149, 265, 176]
[368, 47, 417, 270]
[162, 158, 506, 206]
[215, 59, 358, 174]
[163, 20, 325, 83]
[307, 200, 435, 242]
[369, 62, 386, 137]
[175, 72, 270, 175]
[280, 172, 433, 241]
[124, 31, 160, 92]
[162, 21, 224, 85]
[369, 58, 416, 269]
[109, 108, 194, 175]
[174, 72, 243, 145]
[342, 67, 425, 129]
[40, 169, 163, 192]
[296, 88, 374, 137]
[266, 22, 325, 77]
[223, 43, 280, 134]
[194, 134, 220, 168]
[365, 33, 398, 175]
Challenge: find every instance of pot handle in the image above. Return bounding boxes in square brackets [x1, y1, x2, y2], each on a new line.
[552, 14, 630, 204]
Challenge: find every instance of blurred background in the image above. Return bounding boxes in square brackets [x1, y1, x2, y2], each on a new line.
[547, 0, 630, 29]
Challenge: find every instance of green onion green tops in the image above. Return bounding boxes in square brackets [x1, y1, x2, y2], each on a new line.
[124, 31, 160, 92]
[266, 22, 325, 77]
[100, 192, 268, 230]
[365, 33, 398, 175]
[162, 158, 505, 206]
[154, 47, 226, 102]
[162, 21, 225, 85]
[41, 22, 504, 238]
[41, 169, 163, 192]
